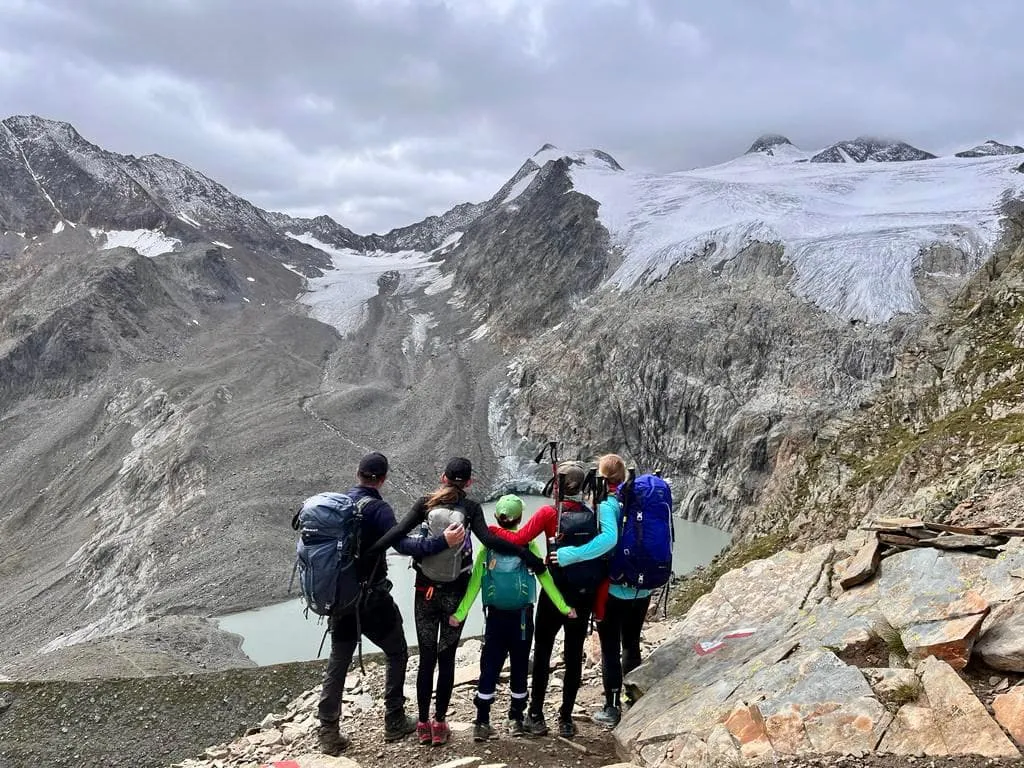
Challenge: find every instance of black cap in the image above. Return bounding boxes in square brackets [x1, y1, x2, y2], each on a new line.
[358, 452, 389, 479]
[444, 457, 472, 483]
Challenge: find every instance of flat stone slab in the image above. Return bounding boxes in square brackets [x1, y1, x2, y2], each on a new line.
[929, 534, 1008, 550]
[994, 687, 1024, 747]
[431, 758, 482, 768]
[902, 612, 987, 669]
[840, 538, 881, 590]
[879, 704, 947, 755]
[917, 656, 1019, 757]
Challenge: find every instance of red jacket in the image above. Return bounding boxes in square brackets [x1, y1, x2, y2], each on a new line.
[491, 500, 588, 550]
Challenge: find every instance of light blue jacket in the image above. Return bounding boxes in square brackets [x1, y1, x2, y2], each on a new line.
[555, 496, 619, 566]
[609, 583, 653, 600]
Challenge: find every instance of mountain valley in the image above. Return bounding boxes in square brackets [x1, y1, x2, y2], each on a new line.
[2, 117, 1024, 689]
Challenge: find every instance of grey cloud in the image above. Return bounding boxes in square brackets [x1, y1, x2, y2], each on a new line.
[1, 0, 1023, 232]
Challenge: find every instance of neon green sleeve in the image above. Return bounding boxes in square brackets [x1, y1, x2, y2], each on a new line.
[530, 541, 571, 615]
[454, 548, 487, 622]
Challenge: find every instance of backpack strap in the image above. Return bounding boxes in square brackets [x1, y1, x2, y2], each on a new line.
[351, 495, 376, 673]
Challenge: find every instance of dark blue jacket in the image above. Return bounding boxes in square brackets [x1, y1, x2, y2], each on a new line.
[347, 485, 448, 583]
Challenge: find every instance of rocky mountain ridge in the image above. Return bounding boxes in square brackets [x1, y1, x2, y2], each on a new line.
[957, 140, 1024, 158]
[810, 137, 937, 163]
[0, 115, 328, 271]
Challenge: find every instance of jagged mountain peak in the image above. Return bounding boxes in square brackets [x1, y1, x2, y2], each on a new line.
[2, 113, 78, 136]
[746, 134, 795, 154]
[531, 144, 623, 171]
[811, 136, 936, 164]
[955, 139, 1024, 158]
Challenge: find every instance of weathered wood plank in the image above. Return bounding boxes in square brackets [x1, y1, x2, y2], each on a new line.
[984, 527, 1024, 537]
[840, 538, 882, 590]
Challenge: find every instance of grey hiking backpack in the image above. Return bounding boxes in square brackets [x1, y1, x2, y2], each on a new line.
[416, 504, 472, 583]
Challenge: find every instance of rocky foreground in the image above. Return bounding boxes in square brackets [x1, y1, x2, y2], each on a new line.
[155, 518, 1024, 768]
[619, 523, 1024, 766]
[165, 631, 631, 768]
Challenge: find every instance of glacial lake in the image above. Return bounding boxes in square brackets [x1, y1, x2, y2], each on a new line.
[217, 496, 731, 665]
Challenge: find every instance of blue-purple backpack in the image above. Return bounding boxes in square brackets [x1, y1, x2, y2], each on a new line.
[609, 473, 674, 590]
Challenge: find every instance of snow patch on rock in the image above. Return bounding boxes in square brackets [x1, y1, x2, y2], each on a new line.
[501, 170, 539, 205]
[89, 228, 180, 258]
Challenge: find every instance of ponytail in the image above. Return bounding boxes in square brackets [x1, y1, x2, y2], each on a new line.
[426, 480, 466, 509]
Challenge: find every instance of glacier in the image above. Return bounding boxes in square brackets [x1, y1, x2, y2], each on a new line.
[287, 231, 435, 335]
[569, 151, 1024, 323]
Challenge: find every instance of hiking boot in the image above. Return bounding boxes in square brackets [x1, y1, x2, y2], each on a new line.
[473, 722, 496, 742]
[416, 720, 432, 745]
[383, 713, 417, 743]
[431, 719, 451, 746]
[522, 712, 548, 736]
[591, 705, 621, 728]
[317, 724, 350, 756]
[507, 717, 526, 738]
[558, 718, 577, 739]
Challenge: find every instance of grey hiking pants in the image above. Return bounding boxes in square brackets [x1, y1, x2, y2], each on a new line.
[318, 586, 408, 726]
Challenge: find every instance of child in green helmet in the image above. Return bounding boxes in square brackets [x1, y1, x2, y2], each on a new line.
[449, 494, 575, 741]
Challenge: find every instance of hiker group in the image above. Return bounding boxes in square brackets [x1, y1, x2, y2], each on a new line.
[291, 446, 674, 756]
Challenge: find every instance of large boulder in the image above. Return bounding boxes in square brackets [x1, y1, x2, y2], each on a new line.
[976, 596, 1024, 671]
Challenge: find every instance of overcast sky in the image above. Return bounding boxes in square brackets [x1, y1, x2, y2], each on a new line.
[2, 0, 1023, 233]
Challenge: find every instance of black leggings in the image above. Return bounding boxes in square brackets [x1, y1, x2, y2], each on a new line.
[598, 593, 651, 699]
[530, 588, 596, 722]
[414, 581, 465, 722]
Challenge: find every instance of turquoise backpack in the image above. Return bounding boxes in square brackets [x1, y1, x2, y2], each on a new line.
[482, 550, 537, 610]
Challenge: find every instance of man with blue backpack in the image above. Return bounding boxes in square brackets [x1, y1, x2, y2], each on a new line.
[447, 494, 576, 741]
[294, 452, 465, 755]
[590, 455, 674, 728]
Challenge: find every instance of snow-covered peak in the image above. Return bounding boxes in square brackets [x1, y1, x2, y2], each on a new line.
[531, 144, 623, 171]
[746, 134, 795, 154]
[956, 140, 1024, 158]
[811, 137, 936, 164]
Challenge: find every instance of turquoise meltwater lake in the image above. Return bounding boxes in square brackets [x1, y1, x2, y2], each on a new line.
[216, 496, 730, 665]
